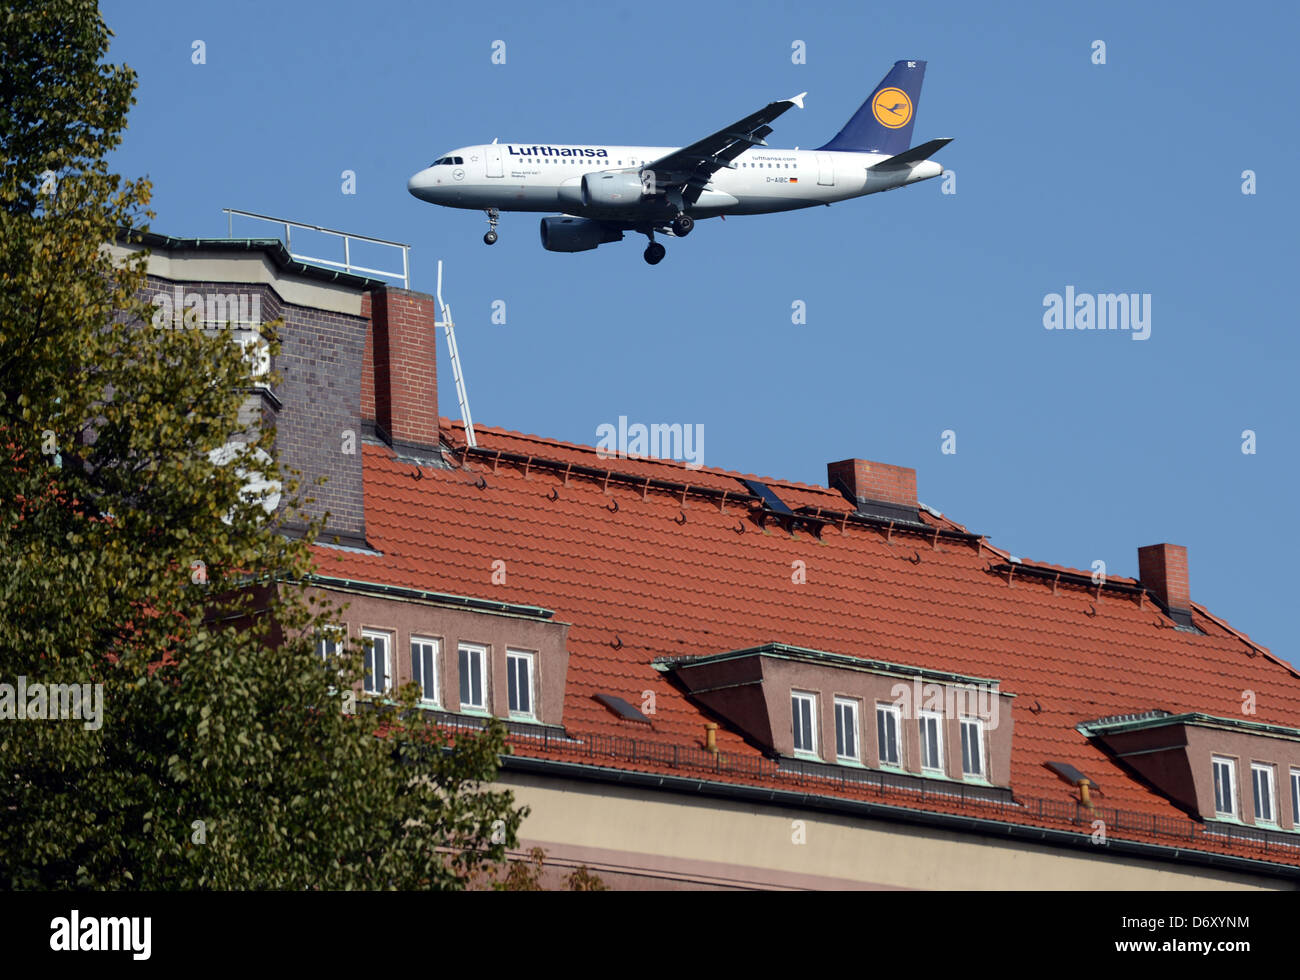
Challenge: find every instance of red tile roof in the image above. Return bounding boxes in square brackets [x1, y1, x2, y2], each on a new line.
[310, 420, 1300, 871]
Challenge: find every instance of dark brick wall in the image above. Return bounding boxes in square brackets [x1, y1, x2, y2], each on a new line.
[137, 274, 367, 543]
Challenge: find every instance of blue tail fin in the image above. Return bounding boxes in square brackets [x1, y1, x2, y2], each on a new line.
[816, 60, 926, 155]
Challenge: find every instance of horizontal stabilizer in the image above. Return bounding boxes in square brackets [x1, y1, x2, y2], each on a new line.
[867, 137, 953, 171]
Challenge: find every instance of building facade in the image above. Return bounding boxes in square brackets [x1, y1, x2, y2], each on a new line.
[112, 229, 1300, 889]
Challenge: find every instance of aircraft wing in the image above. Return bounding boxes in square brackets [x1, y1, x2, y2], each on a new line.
[643, 92, 807, 206]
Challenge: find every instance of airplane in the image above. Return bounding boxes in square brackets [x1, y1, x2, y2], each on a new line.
[407, 60, 950, 265]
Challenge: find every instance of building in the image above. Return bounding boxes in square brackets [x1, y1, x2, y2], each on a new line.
[111, 227, 1300, 890]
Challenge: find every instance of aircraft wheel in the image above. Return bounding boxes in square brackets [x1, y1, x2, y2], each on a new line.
[483, 231, 498, 245]
[672, 214, 694, 237]
[644, 242, 666, 265]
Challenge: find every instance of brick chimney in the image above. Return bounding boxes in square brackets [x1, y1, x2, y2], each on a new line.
[361, 285, 440, 459]
[1138, 543, 1194, 627]
[827, 458, 920, 522]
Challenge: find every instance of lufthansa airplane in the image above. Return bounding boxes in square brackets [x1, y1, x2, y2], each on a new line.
[407, 60, 949, 265]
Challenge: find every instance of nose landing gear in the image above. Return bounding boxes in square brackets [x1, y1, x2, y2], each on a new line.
[483, 208, 500, 245]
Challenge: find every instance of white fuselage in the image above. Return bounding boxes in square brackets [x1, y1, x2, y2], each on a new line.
[407, 142, 942, 223]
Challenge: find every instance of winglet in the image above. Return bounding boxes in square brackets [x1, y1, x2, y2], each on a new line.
[787, 92, 807, 109]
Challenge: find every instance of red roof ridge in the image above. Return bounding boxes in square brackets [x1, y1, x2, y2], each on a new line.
[1190, 601, 1295, 677]
[438, 417, 846, 498]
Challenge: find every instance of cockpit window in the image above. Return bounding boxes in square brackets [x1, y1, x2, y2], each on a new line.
[453, 156, 463, 165]
[431, 156, 465, 166]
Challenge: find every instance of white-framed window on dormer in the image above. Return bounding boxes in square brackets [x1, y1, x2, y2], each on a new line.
[315, 624, 344, 661]
[876, 703, 901, 768]
[1212, 756, 1237, 817]
[361, 629, 391, 696]
[960, 717, 984, 778]
[918, 711, 944, 773]
[507, 649, 535, 719]
[410, 637, 440, 707]
[791, 691, 817, 757]
[834, 698, 859, 762]
[458, 643, 488, 713]
[1291, 770, 1300, 830]
[1252, 763, 1276, 823]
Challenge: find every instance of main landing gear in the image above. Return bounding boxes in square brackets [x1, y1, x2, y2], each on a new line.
[642, 213, 694, 265]
[483, 208, 499, 245]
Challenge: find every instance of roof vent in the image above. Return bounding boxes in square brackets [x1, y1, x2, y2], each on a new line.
[827, 458, 922, 524]
[593, 693, 652, 724]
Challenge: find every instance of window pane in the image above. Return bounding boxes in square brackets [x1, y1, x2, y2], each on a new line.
[877, 707, 898, 765]
[458, 647, 470, 704]
[508, 655, 531, 714]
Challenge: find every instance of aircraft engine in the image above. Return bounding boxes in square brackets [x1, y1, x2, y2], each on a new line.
[539, 216, 625, 252]
[580, 171, 646, 208]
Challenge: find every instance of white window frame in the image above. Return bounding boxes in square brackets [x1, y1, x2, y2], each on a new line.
[1252, 763, 1276, 823]
[833, 698, 860, 762]
[360, 629, 391, 696]
[918, 710, 944, 774]
[960, 717, 985, 778]
[410, 636, 440, 707]
[1212, 755, 1237, 818]
[506, 649, 536, 719]
[1291, 769, 1300, 830]
[791, 691, 818, 757]
[458, 643, 489, 713]
[235, 328, 271, 388]
[315, 624, 344, 660]
[876, 703, 902, 768]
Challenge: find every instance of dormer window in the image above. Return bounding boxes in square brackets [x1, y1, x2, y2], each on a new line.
[876, 703, 902, 767]
[834, 698, 860, 762]
[919, 710, 944, 774]
[411, 637, 440, 706]
[459, 643, 488, 712]
[507, 649, 535, 719]
[361, 629, 391, 695]
[1252, 763, 1276, 824]
[1212, 756, 1236, 817]
[791, 691, 818, 757]
[654, 643, 1012, 789]
[960, 717, 985, 778]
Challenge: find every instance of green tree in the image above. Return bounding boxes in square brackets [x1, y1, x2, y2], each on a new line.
[0, 0, 525, 889]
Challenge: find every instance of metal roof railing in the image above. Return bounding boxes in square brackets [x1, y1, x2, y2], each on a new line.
[222, 208, 410, 289]
[415, 712, 1300, 870]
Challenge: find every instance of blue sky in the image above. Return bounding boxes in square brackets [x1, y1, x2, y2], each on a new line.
[102, 0, 1300, 664]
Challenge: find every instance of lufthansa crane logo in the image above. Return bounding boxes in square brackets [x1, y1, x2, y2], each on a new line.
[871, 87, 912, 128]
